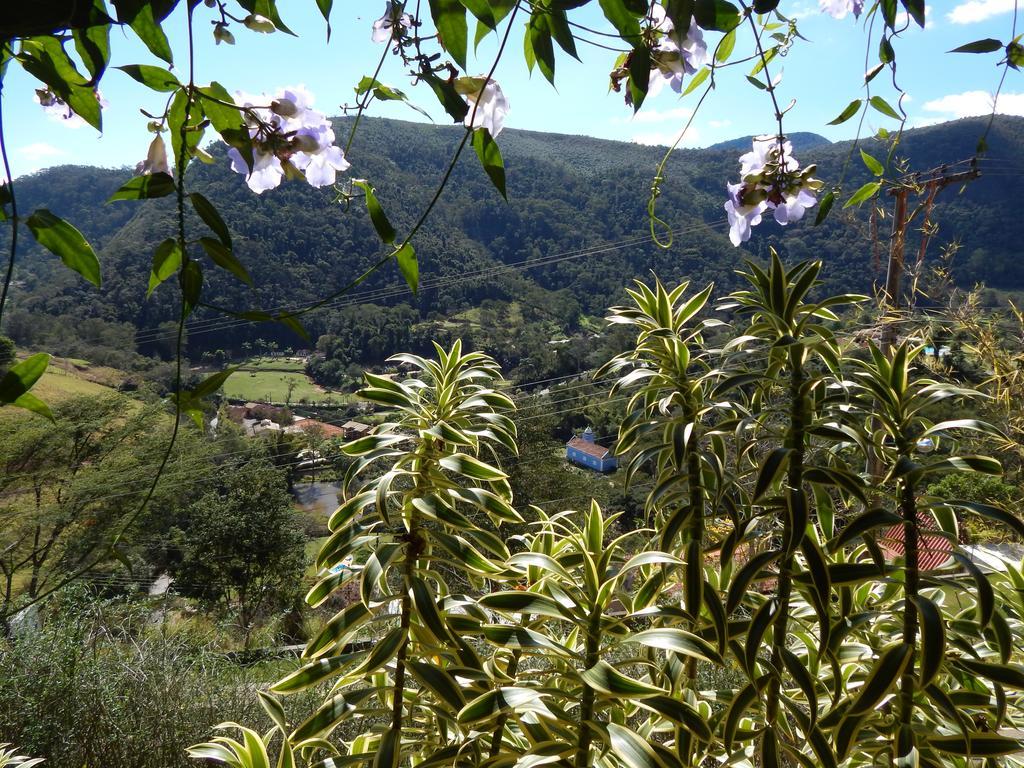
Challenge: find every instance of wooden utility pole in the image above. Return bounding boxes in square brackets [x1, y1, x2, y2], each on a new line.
[879, 166, 981, 353]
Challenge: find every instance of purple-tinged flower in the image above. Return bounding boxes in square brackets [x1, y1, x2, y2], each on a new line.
[649, 6, 708, 94]
[725, 182, 768, 246]
[463, 80, 509, 137]
[226, 85, 350, 193]
[372, 2, 412, 43]
[772, 188, 818, 225]
[136, 135, 170, 176]
[739, 135, 797, 178]
[228, 146, 284, 194]
[290, 124, 351, 187]
[820, 0, 864, 19]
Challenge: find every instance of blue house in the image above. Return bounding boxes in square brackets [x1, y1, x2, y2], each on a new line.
[566, 428, 617, 473]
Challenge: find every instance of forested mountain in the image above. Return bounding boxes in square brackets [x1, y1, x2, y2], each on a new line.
[5, 115, 1022, 372]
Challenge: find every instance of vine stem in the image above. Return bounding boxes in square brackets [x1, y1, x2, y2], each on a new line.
[0, 0, 199, 624]
[648, 12, 747, 247]
[295, 1, 520, 319]
[0, 72, 18, 329]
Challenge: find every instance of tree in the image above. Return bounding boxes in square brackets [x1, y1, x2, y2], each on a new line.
[0, 395, 181, 618]
[170, 458, 305, 647]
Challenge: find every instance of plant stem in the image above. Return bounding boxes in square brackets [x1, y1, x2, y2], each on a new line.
[0, 72, 18, 329]
[897, 471, 919, 748]
[575, 609, 601, 768]
[766, 347, 805, 732]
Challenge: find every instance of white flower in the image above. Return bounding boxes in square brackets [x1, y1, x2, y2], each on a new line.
[372, 2, 412, 43]
[463, 80, 509, 137]
[136, 135, 170, 176]
[820, 0, 864, 19]
[290, 124, 351, 187]
[771, 188, 818, 225]
[740, 136, 797, 178]
[650, 6, 708, 94]
[724, 182, 767, 246]
[228, 146, 284, 194]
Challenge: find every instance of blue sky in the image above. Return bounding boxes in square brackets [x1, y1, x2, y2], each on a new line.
[5, 0, 1022, 177]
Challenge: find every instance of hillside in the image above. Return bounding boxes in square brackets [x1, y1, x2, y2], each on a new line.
[706, 131, 832, 152]
[4, 115, 1022, 372]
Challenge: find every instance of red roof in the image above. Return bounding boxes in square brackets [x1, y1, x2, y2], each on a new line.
[567, 436, 611, 459]
[297, 419, 345, 438]
[878, 511, 953, 571]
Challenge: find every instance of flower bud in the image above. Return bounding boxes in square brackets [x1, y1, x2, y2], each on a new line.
[213, 24, 235, 45]
[271, 98, 298, 118]
[243, 14, 275, 33]
[204, 0, 216, 6]
[291, 133, 320, 154]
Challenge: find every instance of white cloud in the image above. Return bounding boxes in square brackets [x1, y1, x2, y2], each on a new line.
[632, 127, 700, 147]
[922, 90, 1024, 118]
[947, 0, 1015, 24]
[709, 119, 733, 129]
[785, 3, 819, 20]
[20, 142, 67, 162]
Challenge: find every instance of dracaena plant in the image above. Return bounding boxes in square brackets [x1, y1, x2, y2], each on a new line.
[822, 341, 1024, 765]
[194, 340, 519, 768]
[714, 251, 868, 767]
[597, 276, 735, 764]
[476, 502, 724, 768]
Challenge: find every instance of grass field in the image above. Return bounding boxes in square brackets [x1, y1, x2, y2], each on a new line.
[221, 357, 348, 405]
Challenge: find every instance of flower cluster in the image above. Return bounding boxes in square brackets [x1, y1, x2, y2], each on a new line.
[820, 0, 864, 19]
[226, 85, 350, 194]
[649, 5, 708, 95]
[724, 136, 822, 246]
[372, 2, 413, 43]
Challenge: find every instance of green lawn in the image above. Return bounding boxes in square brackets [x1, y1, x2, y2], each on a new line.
[222, 370, 343, 404]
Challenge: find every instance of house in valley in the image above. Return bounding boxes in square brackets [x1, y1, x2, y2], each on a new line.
[565, 427, 617, 473]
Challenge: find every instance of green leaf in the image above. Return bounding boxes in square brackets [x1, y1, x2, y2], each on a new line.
[694, 0, 741, 32]
[109, 172, 176, 201]
[352, 180, 396, 244]
[630, 628, 724, 664]
[0, 353, 53, 420]
[844, 181, 881, 208]
[428, 0, 468, 69]
[957, 659, 1024, 689]
[439, 453, 507, 480]
[116, 63, 181, 91]
[929, 733, 1024, 756]
[848, 643, 912, 715]
[909, 595, 944, 687]
[190, 192, 232, 247]
[199, 238, 253, 287]
[607, 724, 666, 768]
[814, 189, 835, 225]
[828, 100, 861, 126]
[180, 258, 203, 317]
[198, 83, 254, 172]
[943, 500, 1024, 538]
[949, 38, 1003, 54]
[581, 660, 665, 698]
[148, 238, 182, 297]
[114, 0, 174, 63]
[394, 243, 418, 294]
[289, 688, 375, 741]
[599, 0, 643, 40]
[472, 127, 506, 200]
[727, 549, 780, 612]
[627, 44, 651, 112]
[73, 1, 112, 83]
[528, 12, 556, 84]
[26, 209, 101, 287]
[869, 95, 902, 121]
[860, 149, 884, 176]
[754, 447, 791, 500]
